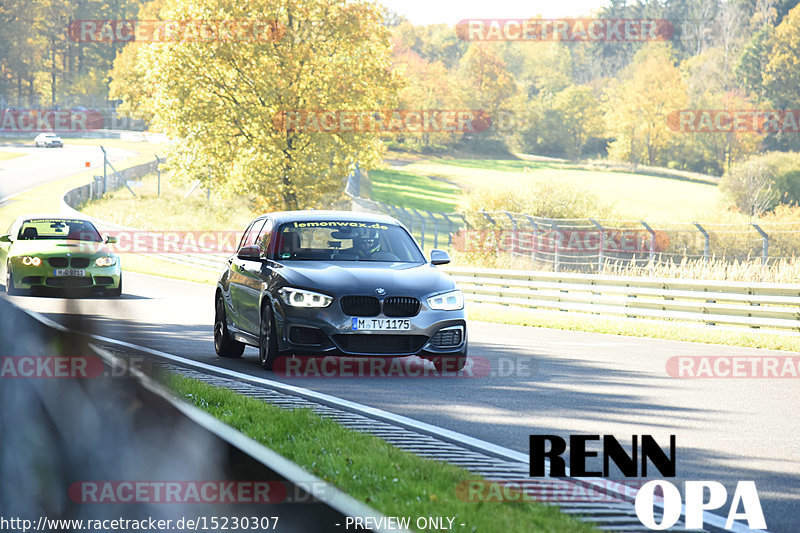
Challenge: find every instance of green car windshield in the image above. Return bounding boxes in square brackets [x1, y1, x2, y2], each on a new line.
[17, 219, 103, 242]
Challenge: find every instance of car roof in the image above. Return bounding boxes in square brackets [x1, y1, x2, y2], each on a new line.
[264, 210, 400, 225]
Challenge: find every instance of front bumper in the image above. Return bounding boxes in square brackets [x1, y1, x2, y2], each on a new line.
[274, 300, 467, 356]
[11, 260, 121, 291]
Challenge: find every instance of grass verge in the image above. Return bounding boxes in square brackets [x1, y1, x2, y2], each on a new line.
[469, 304, 800, 353]
[81, 169, 258, 231]
[167, 374, 597, 533]
[119, 253, 219, 285]
[0, 150, 24, 161]
[0, 146, 164, 231]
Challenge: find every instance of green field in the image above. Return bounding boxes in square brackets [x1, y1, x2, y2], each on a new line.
[369, 158, 723, 221]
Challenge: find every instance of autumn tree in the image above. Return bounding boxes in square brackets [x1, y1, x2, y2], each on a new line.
[604, 42, 688, 166]
[111, 0, 400, 210]
[680, 48, 763, 174]
[763, 3, 800, 150]
[392, 47, 462, 149]
[457, 42, 520, 152]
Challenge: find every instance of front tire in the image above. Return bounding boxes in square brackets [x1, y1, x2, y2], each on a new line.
[259, 301, 279, 370]
[106, 275, 122, 297]
[6, 263, 21, 296]
[214, 293, 244, 358]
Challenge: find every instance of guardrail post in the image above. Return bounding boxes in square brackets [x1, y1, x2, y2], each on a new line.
[427, 211, 439, 249]
[396, 206, 412, 234]
[442, 213, 453, 246]
[481, 211, 498, 255]
[693, 222, 710, 261]
[100, 145, 108, 195]
[504, 211, 517, 256]
[590, 218, 605, 272]
[155, 154, 162, 196]
[640, 221, 656, 264]
[101, 146, 136, 197]
[550, 220, 561, 272]
[524, 215, 540, 267]
[412, 208, 426, 250]
[752, 223, 769, 265]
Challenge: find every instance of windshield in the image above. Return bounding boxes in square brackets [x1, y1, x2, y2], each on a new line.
[274, 221, 425, 263]
[17, 219, 103, 242]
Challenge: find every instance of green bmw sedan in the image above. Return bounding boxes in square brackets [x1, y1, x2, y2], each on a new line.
[0, 215, 121, 296]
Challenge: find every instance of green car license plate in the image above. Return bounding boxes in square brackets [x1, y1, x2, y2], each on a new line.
[53, 269, 86, 276]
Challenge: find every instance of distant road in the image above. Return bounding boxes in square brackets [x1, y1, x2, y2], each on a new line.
[0, 141, 131, 202]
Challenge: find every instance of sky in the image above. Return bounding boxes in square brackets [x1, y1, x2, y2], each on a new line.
[378, 0, 612, 26]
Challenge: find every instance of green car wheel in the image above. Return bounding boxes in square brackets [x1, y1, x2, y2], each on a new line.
[6, 262, 21, 296]
[105, 275, 122, 297]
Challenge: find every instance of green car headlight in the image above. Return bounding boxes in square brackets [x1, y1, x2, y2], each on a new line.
[95, 256, 117, 267]
[21, 256, 42, 266]
[427, 290, 464, 311]
[278, 287, 332, 308]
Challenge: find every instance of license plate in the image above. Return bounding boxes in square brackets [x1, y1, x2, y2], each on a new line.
[53, 269, 86, 277]
[352, 318, 411, 331]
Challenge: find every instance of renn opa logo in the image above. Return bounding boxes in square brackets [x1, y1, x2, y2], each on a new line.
[529, 435, 766, 531]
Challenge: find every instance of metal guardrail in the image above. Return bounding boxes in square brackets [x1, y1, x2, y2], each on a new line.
[446, 266, 800, 332]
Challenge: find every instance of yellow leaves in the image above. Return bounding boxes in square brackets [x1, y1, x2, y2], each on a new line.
[110, 0, 397, 211]
[764, 4, 800, 107]
[604, 42, 688, 165]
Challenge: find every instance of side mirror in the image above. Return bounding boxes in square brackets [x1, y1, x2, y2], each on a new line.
[105, 236, 117, 244]
[0, 234, 11, 243]
[430, 249, 450, 265]
[237, 245, 263, 261]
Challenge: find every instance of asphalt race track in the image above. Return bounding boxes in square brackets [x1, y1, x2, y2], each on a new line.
[5, 272, 799, 532]
[0, 141, 131, 202]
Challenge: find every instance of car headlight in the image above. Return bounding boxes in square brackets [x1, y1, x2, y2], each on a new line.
[20, 256, 42, 266]
[427, 289, 464, 311]
[95, 256, 117, 267]
[278, 287, 332, 308]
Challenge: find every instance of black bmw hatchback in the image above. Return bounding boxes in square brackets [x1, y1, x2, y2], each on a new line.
[214, 211, 467, 370]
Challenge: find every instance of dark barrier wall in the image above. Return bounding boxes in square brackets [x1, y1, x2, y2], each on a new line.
[0, 299, 374, 532]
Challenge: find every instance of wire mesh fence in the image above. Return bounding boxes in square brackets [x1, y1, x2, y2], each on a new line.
[346, 171, 800, 273]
